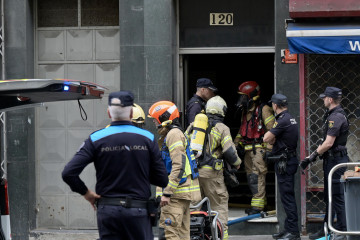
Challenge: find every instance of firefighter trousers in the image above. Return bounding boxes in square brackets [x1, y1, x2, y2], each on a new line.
[159, 198, 191, 240]
[198, 170, 229, 239]
[244, 148, 267, 209]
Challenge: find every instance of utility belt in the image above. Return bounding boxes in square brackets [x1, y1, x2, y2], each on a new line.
[97, 197, 148, 208]
[266, 151, 296, 175]
[265, 151, 296, 161]
[238, 141, 267, 155]
[239, 141, 267, 150]
[197, 152, 223, 171]
[321, 149, 347, 159]
[244, 143, 267, 151]
[97, 197, 160, 226]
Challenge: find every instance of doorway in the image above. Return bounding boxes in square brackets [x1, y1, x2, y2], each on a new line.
[183, 53, 276, 214]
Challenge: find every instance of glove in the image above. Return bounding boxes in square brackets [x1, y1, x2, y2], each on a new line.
[299, 158, 311, 171]
[277, 158, 287, 175]
[236, 145, 245, 160]
[299, 151, 319, 172]
[223, 161, 240, 188]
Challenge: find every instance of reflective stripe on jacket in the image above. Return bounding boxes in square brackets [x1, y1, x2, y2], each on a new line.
[161, 128, 200, 200]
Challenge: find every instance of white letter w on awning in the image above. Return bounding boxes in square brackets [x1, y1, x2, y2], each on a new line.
[349, 41, 360, 51]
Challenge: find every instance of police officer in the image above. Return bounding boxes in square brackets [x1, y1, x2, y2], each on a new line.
[62, 91, 168, 240]
[186, 96, 242, 240]
[300, 87, 348, 240]
[185, 78, 217, 127]
[149, 100, 201, 240]
[263, 94, 300, 240]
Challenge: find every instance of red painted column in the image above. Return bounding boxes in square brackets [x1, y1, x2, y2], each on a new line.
[299, 53, 307, 234]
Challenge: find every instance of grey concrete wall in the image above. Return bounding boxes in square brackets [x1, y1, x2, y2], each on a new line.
[119, 0, 177, 134]
[3, 0, 36, 239]
[274, 0, 302, 234]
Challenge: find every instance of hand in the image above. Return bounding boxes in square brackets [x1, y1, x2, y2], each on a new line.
[299, 158, 311, 171]
[160, 196, 170, 207]
[84, 189, 101, 210]
[269, 137, 276, 145]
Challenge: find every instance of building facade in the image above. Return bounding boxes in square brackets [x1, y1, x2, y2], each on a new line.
[0, 0, 359, 239]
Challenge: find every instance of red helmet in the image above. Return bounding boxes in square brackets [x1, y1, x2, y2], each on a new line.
[148, 101, 180, 124]
[238, 81, 260, 100]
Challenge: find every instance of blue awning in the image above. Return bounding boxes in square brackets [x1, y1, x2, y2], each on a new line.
[286, 23, 360, 54]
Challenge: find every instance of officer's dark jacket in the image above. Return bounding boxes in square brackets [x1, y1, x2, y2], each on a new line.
[185, 94, 206, 127]
[270, 110, 298, 155]
[323, 105, 349, 151]
[62, 121, 168, 200]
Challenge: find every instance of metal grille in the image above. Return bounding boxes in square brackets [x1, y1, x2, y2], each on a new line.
[305, 54, 360, 219]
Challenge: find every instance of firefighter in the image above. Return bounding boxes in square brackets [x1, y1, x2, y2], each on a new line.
[185, 78, 217, 128]
[132, 103, 146, 128]
[186, 96, 242, 240]
[148, 101, 201, 240]
[234, 81, 275, 215]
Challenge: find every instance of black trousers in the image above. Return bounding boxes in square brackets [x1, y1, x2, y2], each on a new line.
[323, 154, 348, 231]
[275, 157, 299, 233]
[97, 204, 153, 240]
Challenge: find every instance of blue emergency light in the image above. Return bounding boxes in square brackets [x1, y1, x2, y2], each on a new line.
[63, 85, 70, 91]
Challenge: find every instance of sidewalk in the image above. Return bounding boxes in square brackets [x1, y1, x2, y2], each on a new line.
[228, 236, 310, 239]
[30, 229, 311, 240]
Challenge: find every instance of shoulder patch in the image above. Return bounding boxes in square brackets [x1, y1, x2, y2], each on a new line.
[328, 121, 334, 128]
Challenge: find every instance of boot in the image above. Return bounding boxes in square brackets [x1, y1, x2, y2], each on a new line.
[245, 207, 262, 215]
[309, 228, 325, 239]
[272, 230, 287, 239]
[278, 232, 301, 240]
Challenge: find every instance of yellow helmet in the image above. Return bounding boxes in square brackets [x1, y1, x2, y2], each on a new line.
[132, 103, 145, 124]
[205, 96, 227, 117]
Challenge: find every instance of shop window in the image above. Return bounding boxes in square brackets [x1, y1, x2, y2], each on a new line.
[38, 0, 78, 27]
[82, 0, 119, 26]
[37, 0, 119, 27]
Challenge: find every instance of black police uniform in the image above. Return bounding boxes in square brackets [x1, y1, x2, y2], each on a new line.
[185, 94, 206, 127]
[322, 104, 349, 231]
[62, 91, 168, 240]
[185, 78, 217, 128]
[270, 109, 299, 235]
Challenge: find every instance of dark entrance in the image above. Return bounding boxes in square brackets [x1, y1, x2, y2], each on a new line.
[184, 53, 276, 210]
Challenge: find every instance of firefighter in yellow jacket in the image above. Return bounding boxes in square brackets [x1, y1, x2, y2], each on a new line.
[186, 96, 242, 240]
[234, 81, 275, 215]
[148, 101, 201, 240]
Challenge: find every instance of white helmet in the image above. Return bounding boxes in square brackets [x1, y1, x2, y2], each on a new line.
[132, 103, 145, 124]
[205, 96, 227, 117]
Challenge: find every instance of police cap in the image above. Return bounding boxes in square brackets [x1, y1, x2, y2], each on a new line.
[269, 93, 288, 105]
[196, 78, 218, 92]
[319, 87, 342, 99]
[108, 91, 135, 107]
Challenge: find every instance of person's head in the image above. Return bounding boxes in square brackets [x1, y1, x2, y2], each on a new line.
[319, 87, 342, 109]
[148, 101, 180, 129]
[195, 78, 217, 101]
[236, 81, 260, 111]
[107, 91, 134, 121]
[132, 103, 145, 128]
[269, 93, 288, 114]
[205, 96, 227, 118]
